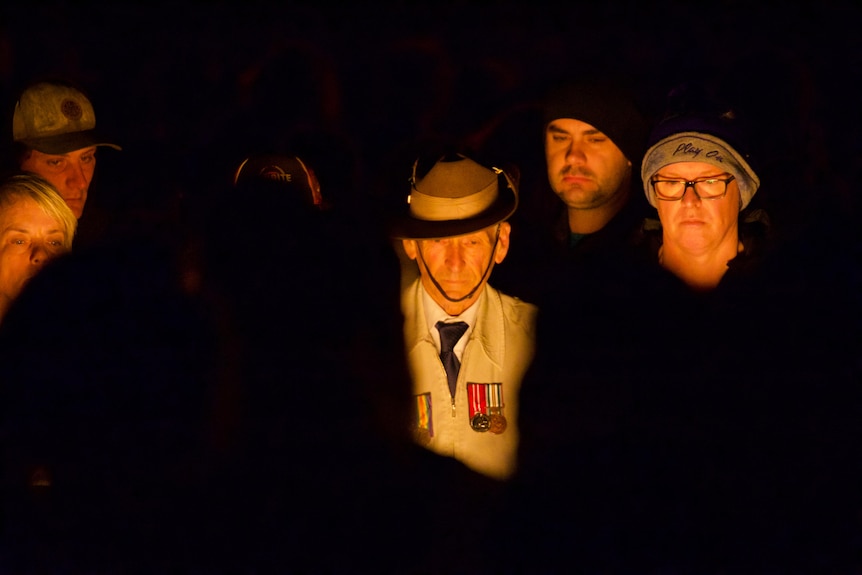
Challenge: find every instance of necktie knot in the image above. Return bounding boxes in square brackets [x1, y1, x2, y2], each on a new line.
[436, 321, 468, 353]
[436, 321, 468, 398]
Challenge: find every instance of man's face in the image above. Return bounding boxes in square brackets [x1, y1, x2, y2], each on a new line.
[20, 146, 97, 219]
[545, 118, 631, 210]
[402, 223, 510, 316]
[0, 197, 70, 307]
[654, 162, 741, 257]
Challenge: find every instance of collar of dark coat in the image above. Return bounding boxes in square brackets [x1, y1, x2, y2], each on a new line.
[553, 195, 653, 255]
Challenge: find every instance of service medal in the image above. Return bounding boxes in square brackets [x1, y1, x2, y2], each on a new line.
[488, 411, 507, 434]
[470, 412, 491, 432]
[467, 382, 507, 434]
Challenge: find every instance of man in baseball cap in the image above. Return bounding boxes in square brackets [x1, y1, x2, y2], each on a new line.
[391, 153, 536, 481]
[232, 153, 331, 211]
[12, 80, 121, 219]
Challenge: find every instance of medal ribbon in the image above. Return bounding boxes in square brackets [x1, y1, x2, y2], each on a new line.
[467, 383, 488, 419]
[415, 392, 433, 437]
[488, 383, 503, 412]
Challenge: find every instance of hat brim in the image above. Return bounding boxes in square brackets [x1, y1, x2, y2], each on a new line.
[23, 129, 122, 155]
[390, 184, 517, 240]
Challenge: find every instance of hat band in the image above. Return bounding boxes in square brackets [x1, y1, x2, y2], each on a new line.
[409, 180, 497, 222]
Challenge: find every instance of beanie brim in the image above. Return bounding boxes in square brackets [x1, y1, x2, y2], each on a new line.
[543, 77, 647, 163]
[641, 132, 760, 210]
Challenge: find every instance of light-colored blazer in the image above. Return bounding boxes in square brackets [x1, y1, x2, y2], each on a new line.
[402, 278, 537, 480]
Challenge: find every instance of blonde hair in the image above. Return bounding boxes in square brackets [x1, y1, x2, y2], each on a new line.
[0, 173, 77, 250]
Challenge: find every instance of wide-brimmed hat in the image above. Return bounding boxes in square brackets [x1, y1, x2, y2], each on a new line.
[390, 154, 518, 240]
[13, 81, 121, 154]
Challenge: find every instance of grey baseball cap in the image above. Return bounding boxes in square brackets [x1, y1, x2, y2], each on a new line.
[13, 82, 121, 154]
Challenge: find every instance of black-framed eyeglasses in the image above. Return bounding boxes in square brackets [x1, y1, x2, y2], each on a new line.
[650, 175, 735, 201]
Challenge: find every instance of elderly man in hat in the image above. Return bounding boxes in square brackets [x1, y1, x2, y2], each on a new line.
[391, 153, 537, 480]
[12, 80, 121, 220]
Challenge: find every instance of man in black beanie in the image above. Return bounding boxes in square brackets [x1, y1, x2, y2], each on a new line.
[491, 73, 651, 304]
[543, 76, 647, 240]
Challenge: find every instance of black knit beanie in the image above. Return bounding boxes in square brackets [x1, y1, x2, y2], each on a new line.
[542, 76, 648, 164]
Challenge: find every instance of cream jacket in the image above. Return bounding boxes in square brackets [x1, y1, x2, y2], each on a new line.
[402, 278, 537, 479]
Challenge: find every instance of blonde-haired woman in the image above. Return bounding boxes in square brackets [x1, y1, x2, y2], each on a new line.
[0, 173, 77, 321]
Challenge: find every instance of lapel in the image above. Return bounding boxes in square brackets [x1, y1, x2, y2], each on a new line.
[402, 279, 505, 372]
[460, 284, 506, 380]
[402, 278, 433, 354]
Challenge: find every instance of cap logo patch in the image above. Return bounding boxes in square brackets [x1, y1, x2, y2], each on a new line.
[672, 142, 726, 163]
[60, 99, 83, 120]
[260, 166, 293, 183]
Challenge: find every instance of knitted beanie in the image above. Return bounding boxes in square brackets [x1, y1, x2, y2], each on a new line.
[640, 82, 760, 209]
[542, 76, 648, 164]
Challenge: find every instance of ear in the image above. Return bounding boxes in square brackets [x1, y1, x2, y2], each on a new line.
[493, 222, 511, 264]
[402, 239, 418, 261]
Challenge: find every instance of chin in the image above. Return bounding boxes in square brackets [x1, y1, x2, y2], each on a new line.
[438, 290, 468, 302]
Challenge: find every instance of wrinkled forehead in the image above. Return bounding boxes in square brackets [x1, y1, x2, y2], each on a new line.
[0, 197, 57, 227]
[546, 117, 602, 134]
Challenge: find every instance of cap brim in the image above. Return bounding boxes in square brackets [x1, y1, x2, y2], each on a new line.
[23, 129, 122, 154]
[390, 188, 517, 239]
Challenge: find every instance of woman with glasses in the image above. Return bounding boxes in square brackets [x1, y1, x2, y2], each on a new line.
[626, 83, 857, 570]
[639, 99, 766, 291]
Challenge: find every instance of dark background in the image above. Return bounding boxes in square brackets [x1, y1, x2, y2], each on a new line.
[1, 0, 859, 238]
[0, 3, 859, 572]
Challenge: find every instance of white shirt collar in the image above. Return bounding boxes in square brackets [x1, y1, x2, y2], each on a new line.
[420, 286, 480, 359]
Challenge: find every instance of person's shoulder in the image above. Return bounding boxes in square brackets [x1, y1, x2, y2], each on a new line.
[488, 284, 539, 326]
[399, 273, 423, 299]
[397, 277, 424, 329]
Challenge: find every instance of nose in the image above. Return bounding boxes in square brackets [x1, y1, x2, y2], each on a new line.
[565, 141, 586, 164]
[67, 160, 90, 191]
[30, 244, 50, 266]
[680, 183, 702, 205]
[444, 243, 465, 270]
